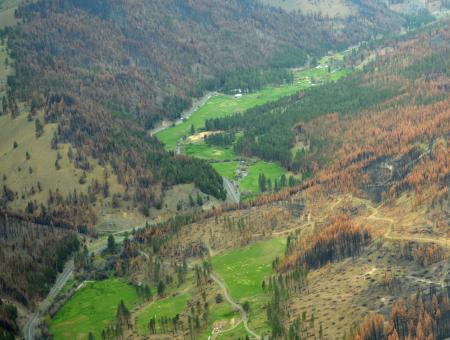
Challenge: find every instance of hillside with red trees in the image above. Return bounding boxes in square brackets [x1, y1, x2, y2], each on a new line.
[355, 288, 450, 340]
[0, 214, 79, 307]
[281, 215, 371, 271]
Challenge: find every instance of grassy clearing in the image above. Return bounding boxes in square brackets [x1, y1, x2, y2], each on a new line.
[134, 270, 196, 335]
[198, 300, 239, 339]
[184, 142, 237, 162]
[240, 161, 287, 193]
[156, 72, 315, 150]
[134, 267, 241, 338]
[50, 278, 142, 340]
[212, 238, 286, 333]
[135, 292, 190, 334]
[211, 161, 239, 180]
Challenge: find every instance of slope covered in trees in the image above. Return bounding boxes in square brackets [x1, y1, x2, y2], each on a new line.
[355, 288, 450, 340]
[205, 24, 450, 204]
[0, 0, 409, 227]
[0, 214, 79, 307]
[6, 0, 404, 122]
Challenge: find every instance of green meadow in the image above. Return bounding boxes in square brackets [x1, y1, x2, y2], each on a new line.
[198, 301, 240, 339]
[184, 142, 237, 162]
[240, 161, 287, 193]
[212, 161, 240, 179]
[135, 292, 191, 334]
[211, 237, 286, 334]
[50, 278, 142, 340]
[155, 54, 350, 199]
[156, 70, 315, 151]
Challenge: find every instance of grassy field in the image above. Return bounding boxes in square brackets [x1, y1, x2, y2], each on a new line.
[184, 142, 237, 162]
[240, 161, 287, 193]
[198, 299, 239, 339]
[135, 292, 191, 334]
[156, 72, 315, 151]
[211, 238, 286, 334]
[211, 161, 239, 180]
[50, 278, 142, 339]
[134, 266, 240, 338]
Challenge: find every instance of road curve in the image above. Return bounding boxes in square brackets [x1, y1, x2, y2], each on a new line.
[23, 226, 141, 340]
[210, 273, 260, 340]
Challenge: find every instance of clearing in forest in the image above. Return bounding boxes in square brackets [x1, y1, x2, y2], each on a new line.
[50, 278, 142, 340]
[211, 237, 286, 335]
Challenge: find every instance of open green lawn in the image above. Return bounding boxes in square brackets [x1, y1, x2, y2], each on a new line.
[211, 161, 239, 180]
[212, 238, 286, 334]
[135, 292, 191, 334]
[212, 238, 285, 301]
[184, 142, 237, 162]
[240, 161, 287, 193]
[50, 278, 142, 340]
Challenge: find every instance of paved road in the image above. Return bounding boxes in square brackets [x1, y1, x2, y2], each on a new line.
[24, 259, 75, 340]
[210, 273, 260, 339]
[23, 226, 143, 339]
[150, 92, 215, 136]
[223, 177, 240, 204]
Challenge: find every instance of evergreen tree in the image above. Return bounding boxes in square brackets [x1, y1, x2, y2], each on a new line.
[2, 96, 7, 114]
[116, 300, 130, 328]
[189, 194, 195, 207]
[157, 280, 165, 296]
[258, 173, 266, 192]
[196, 193, 203, 206]
[35, 118, 44, 138]
[107, 235, 116, 253]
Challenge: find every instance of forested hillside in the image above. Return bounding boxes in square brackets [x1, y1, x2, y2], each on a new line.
[1, 1, 448, 338]
[95, 24, 449, 339]
[206, 24, 450, 198]
[0, 0, 408, 229]
[5, 0, 404, 122]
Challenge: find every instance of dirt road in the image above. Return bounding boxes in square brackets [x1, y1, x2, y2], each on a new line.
[210, 273, 261, 339]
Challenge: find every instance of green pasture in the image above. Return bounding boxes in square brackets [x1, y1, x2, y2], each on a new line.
[211, 161, 239, 179]
[240, 161, 287, 193]
[184, 142, 237, 162]
[135, 292, 191, 334]
[156, 70, 316, 150]
[50, 278, 142, 340]
[211, 237, 286, 333]
[198, 301, 240, 339]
